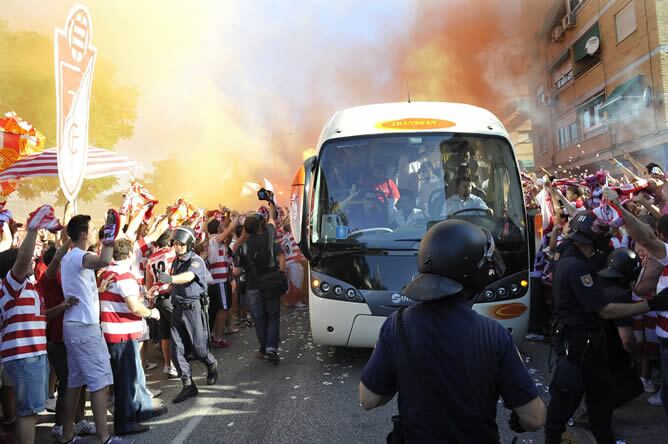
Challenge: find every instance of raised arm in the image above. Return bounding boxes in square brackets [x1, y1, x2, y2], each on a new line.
[604, 189, 666, 260]
[45, 239, 72, 279]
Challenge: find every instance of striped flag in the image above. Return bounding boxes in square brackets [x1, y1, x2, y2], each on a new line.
[0, 147, 136, 182]
[26, 205, 63, 233]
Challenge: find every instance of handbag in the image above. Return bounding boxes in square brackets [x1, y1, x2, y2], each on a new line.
[392, 307, 467, 444]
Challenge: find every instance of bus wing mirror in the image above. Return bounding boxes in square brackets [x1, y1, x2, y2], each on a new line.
[289, 156, 317, 260]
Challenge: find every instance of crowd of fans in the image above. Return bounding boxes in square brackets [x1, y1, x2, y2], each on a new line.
[523, 152, 668, 422]
[0, 184, 307, 444]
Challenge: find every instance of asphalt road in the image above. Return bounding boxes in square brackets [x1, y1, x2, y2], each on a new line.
[34, 308, 572, 444]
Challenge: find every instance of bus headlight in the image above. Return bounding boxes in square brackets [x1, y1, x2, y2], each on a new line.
[510, 283, 519, 295]
[497, 287, 508, 298]
[320, 282, 331, 293]
[333, 286, 343, 296]
[346, 289, 357, 299]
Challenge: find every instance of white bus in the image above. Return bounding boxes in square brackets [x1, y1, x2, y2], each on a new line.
[289, 102, 530, 347]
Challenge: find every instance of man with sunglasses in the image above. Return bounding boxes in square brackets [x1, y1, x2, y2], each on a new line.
[156, 226, 218, 404]
[359, 220, 545, 442]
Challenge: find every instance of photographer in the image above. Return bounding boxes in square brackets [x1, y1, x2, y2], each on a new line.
[235, 190, 287, 362]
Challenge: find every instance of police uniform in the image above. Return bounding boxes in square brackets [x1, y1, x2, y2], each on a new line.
[170, 250, 216, 385]
[546, 243, 614, 444]
[360, 220, 540, 443]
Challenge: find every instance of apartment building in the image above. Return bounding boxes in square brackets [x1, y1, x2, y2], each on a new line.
[523, 0, 668, 174]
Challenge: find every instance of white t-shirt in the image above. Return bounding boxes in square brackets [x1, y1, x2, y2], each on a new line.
[61, 247, 100, 325]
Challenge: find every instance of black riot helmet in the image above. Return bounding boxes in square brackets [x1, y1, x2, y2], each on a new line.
[597, 247, 642, 284]
[171, 226, 196, 252]
[568, 211, 611, 248]
[403, 220, 506, 302]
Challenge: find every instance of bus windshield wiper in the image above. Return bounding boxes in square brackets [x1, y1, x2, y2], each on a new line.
[321, 246, 369, 258]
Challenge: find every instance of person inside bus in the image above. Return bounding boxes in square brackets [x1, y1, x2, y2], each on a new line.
[441, 173, 490, 217]
[392, 189, 425, 229]
[364, 164, 400, 207]
[348, 191, 389, 231]
[442, 137, 478, 182]
[416, 162, 444, 214]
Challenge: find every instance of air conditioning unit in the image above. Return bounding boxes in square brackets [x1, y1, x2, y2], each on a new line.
[562, 12, 576, 29]
[552, 25, 565, 42]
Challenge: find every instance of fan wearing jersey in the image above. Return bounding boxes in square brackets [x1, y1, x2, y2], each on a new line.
[278, 220, 306, 308]
[206, 215, 240, 348]
[146, 230, 178, 378]
[0, 205, 60, 444]
[100, 238, 162, 435]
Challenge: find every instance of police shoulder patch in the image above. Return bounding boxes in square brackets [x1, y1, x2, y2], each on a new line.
[579, 274, 593, 287]
[191, 261, 201, 269]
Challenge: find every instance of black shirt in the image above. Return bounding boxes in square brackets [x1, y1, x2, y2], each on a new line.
[361, 299, 537, 443]
[238, 225, 282, 290]
[600, 279, 635, 373]
[552, 244, 610, 329]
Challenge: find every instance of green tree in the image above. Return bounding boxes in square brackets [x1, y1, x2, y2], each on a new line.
[0, 21, 138, 203]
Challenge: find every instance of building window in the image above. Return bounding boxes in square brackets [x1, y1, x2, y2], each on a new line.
[552, 59, 573, 90]
[536, 85, 545, 106]
[539, 135, 548, 154]
[557, 121, 577, 149]
[615, 2, 636, 43]
[578, 94, 605, 133]
[569, 122, 578, 142]
[574, 23, 601, 78]
[570, 0, 586, 13]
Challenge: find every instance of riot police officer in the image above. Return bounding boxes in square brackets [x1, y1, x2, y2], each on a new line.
[598, 248, 644, 412]
[157, 226, 218, 403]
[546, 212, 668, 443]
[359, 220, 546, 443]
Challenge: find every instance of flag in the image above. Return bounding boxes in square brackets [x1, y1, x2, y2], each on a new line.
[0, 112, 46, 172]
[120, 180, 159, 220]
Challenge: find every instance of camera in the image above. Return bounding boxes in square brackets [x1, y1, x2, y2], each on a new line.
[257, 188, 275, 204]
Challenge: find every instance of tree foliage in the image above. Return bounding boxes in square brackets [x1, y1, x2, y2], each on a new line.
[0, 21, 137, 202]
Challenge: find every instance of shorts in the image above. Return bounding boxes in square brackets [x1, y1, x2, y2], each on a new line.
[63, 322, 113, 393]
[209, 282, 232, 311]
[155, 296, 173, 340]
[3, 354, 48, 416]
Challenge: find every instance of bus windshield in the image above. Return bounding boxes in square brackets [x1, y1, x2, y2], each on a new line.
[312, 133, 526, 253]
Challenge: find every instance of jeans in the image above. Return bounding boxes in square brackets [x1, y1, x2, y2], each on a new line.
[3, 354, 48, 417]
[247, 289, 280, 353]
[107, 340, 152, 432]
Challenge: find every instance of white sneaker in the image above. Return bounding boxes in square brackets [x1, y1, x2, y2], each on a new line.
[144, 362, 158, 371]
[74, 419, 96, 436]
[163, 364, 178, 378]
[642, 378, 658, 393]
[51, 425, 63, 440]
[648, 391, 663, 406]
[46, 396, 57, 412]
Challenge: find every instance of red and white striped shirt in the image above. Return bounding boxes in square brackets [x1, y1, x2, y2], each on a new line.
[655, 243, 668, 338]
[132, 237, 153, 286]
[207, 237, 232, 284]
[277, 229, 305, 263]
[0, 272, 47, 363]
[146, 247, 176, 296]
[99, 263, 143, 343]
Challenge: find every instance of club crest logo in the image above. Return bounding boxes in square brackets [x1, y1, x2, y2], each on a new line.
[54, 4, 97, 203]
